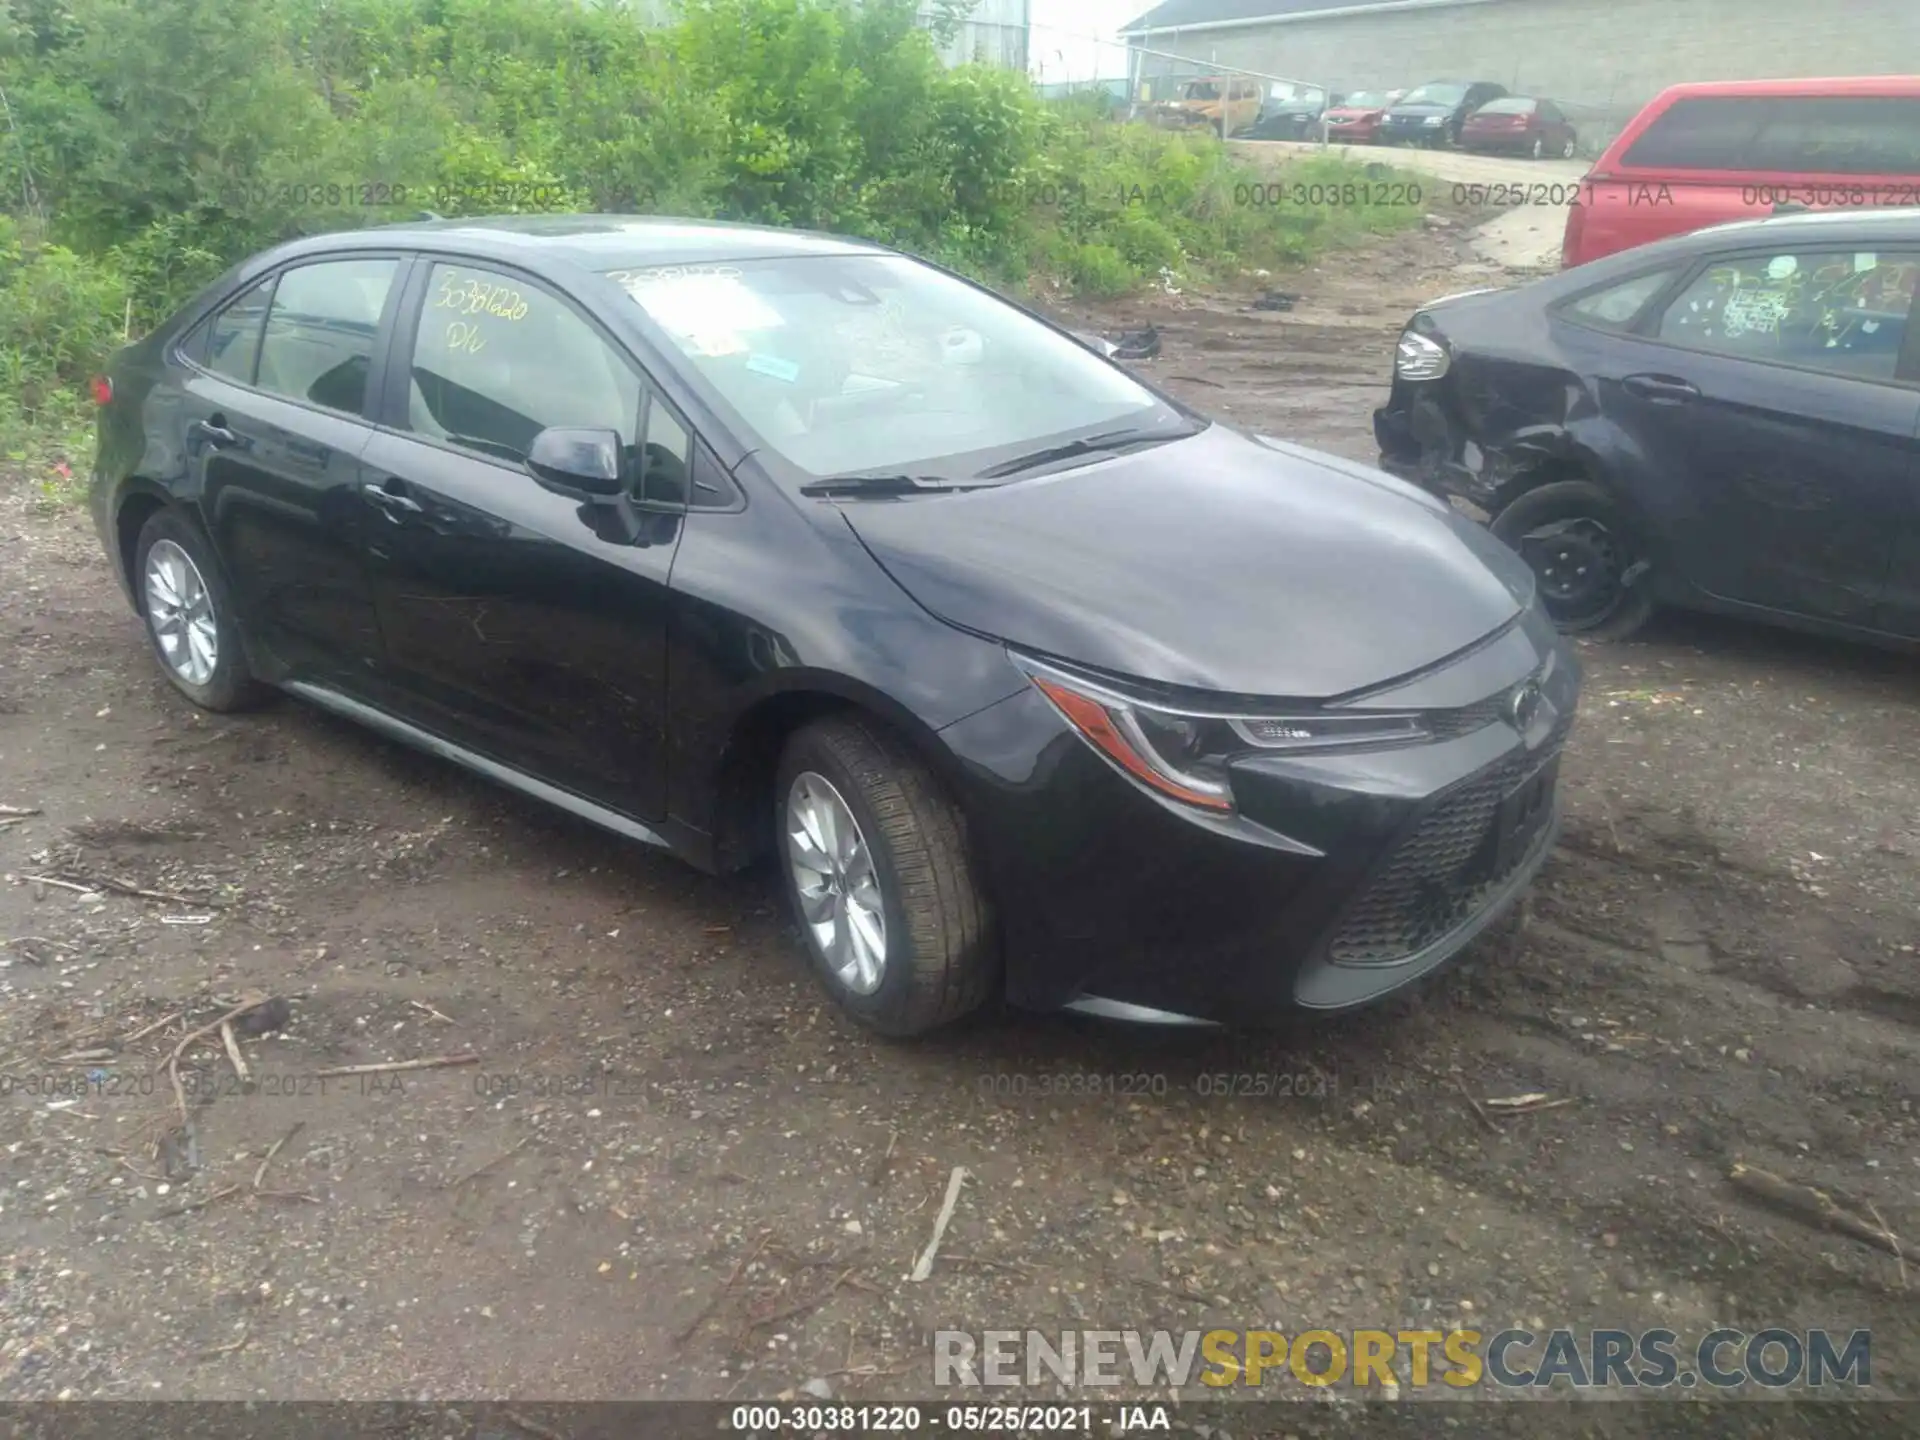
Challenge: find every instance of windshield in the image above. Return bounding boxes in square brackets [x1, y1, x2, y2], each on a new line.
[605, 255, 1178, 480]
[1398, 84, 1467, 107]
[1474, 97, 1536, 115]
[1180, 81, 1221, 100]
[1341, 91, 1392, 109]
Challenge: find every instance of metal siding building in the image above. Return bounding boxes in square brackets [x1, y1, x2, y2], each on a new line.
[1117, 0, 1920, 149]
[921, 0, 1031, 69]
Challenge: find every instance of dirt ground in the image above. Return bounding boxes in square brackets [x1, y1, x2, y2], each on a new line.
[3, 187, 1919, 1424]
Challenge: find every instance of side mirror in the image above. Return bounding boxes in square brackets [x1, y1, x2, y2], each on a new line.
[526, 426, 627, 502]
[1067, 329, 1120, 359]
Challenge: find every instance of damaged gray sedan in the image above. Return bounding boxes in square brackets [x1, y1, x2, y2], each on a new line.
[1376, 209, 1920, 644]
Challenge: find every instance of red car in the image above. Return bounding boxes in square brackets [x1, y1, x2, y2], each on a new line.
[1322, 89, 1402, 144]
[1460, 96, 1578, 159]
[1562, 75, 1920, 268]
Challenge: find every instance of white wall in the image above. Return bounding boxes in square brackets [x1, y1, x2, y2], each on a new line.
[1130, 0, 1920, 148]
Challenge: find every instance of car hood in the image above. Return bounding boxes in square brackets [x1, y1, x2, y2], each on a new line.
[1327, 107, 1382, 120]
[836, 425, 1535, 700]
[1386, 103, 1455, 119]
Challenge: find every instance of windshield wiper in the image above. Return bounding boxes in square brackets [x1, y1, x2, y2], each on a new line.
[797, 473, 985, 498]
[975, 425, 1193, 480]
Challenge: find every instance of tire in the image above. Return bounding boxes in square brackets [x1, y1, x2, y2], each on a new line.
[776, 714, 996, 1037]
[1490, 480, 1656, 641]
[1530, 137, 1544, 159]
[1561, 137, 1577, 159]
[133, 507, 272, 712]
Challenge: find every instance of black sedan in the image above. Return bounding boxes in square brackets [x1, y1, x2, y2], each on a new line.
[90, 215, 1578, 1036]
[1378, 80, 1508, 148]
[1375, 209, 1920, 645]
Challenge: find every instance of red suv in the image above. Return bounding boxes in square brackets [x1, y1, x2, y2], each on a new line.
[1562, 76, 1920, 268]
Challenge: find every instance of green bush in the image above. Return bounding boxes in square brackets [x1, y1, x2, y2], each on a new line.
[0, 0, 1427, 485]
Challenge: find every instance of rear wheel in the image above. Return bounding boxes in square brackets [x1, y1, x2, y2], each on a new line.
[1530, 136, 1544, 159]
[1490, 480, 1656, 641]
[1561, 136, 1577, 159]
[134, 508, 271, 711]
[776, 715, 996, 1036]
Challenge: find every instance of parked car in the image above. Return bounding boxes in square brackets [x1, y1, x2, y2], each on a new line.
[1379, 80, 1508, 148]
[90, 216, 1579, 1036]
[1245, 85, 1344, 141]
[1323, 89, 1405, 144]
[1460, 96, 1578, 159]
[1563, 76, 1920, 268]
[1144, 74, 1264, 138]
[1375, 209, 1920, 646]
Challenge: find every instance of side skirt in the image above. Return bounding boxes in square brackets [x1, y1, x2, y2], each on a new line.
[283, 680, 678, 853]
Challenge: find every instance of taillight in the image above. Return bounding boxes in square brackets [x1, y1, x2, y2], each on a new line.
[90, 375, 113, 406]
[1561, 199, 1588, 269]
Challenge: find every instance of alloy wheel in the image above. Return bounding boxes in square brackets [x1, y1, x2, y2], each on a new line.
[786, 771, 888, 996]
[1562, 138, 1577, 159]
[1531, 137, 1544, 159]
[144, 539, 219, 686]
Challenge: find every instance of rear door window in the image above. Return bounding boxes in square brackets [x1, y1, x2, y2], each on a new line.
[1653, 249, 1918, 381]
[256, 258, 399, 415]
[1622, 95, 1920, 174]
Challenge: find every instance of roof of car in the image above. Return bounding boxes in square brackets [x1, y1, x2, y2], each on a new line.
[1644, 75, 1920, 100]
[1668, 206, 1920, 249]
[1546, 206, 1920, 295]
[268, 214, 888, 268]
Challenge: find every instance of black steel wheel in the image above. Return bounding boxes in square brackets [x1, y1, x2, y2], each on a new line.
[1490, 480, 1656, 640]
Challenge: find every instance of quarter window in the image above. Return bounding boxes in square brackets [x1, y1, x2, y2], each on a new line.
[1654, 250, 1917, 381]
[640, 399, 692, 505]
[203, 279, 275, 385]
[406, 262, 641, 465]
[1561, 269, 1677, 330]
[256, 258, 397, 414]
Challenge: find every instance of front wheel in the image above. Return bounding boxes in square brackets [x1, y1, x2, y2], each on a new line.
[1561, 137, 1578, 159]
[134, 508, 272, 711]
[1490, 480, 1656, 640]
[776, 715, 996, 1036]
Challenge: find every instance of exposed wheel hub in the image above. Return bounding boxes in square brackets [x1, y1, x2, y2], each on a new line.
[1520, 517, 1624, 626]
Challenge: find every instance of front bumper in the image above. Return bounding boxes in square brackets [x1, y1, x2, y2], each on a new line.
[940, 615, 1579, 1025]
[1374, 378, 1504, 509]
[1381, 117, 1450, 144]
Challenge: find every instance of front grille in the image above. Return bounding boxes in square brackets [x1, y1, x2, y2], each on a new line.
[1425, 690, 1513, 741]
[1326, 711, 1571, 966]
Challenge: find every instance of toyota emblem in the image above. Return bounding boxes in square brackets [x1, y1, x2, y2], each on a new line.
[1507, 680, 1543, 734]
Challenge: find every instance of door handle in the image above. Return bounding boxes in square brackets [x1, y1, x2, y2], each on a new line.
[362, 479, 424, 519]
[1622, 374, 1700, 405]
[189, 419, 239, 448]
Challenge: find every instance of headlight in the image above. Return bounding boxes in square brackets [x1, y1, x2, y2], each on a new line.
[1395, 328, 1450, 381]
[1014, 656, 1431, 813]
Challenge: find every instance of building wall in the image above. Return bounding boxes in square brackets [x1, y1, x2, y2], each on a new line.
[921, 0, 1031, 68]
[1129, 0, 1920, 151]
